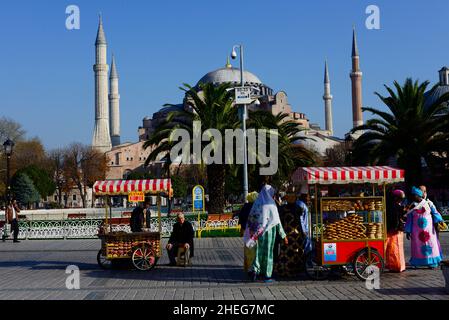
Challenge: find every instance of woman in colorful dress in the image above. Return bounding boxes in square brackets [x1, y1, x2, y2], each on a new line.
[244, 183, 288, 282]
[405, 186, 443, 269]
[385, 190, 407, 272]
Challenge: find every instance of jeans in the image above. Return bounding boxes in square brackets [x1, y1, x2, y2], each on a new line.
[11, 219, 19, 241]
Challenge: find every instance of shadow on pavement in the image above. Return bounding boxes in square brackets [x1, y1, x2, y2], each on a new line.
[376, 287, 448, 296]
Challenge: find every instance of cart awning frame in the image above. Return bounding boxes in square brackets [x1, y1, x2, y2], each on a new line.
[292, 166, 405, 185]
[93, 179, 172, 196]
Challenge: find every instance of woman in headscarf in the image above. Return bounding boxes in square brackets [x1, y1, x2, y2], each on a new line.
[238, 191, 259, 273]
[385, 189, 407, 272]
[244, 182, 288, 282]
[405, 186, 443, 269]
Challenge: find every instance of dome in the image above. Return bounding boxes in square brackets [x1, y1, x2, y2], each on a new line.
[197, 67, 262, 86]
[424, 85, 449, 112]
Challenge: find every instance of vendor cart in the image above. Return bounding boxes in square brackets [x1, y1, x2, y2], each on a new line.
[292, 166, 405, 281]
[93, 179, 172, 271]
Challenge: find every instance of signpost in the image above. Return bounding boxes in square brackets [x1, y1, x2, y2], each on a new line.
[192, 185, 205, 238]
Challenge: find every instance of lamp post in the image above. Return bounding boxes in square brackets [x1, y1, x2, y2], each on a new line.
[3, 138, 14, 242]
[231, 44, 249, 203]
[3, 139, 14, 204]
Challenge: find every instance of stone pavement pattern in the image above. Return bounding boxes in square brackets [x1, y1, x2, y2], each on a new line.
[0, 235, 448, 300]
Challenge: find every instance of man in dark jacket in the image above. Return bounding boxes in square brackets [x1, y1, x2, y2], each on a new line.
[166, 213, 194, 266]
[130, 205, 144, 233]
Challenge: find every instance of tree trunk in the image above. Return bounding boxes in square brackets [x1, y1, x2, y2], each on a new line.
[206, 164, 226, 214]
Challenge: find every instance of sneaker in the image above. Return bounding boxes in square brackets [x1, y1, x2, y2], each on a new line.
[13, 240, 20, 243]
[264, 277, 274, 283]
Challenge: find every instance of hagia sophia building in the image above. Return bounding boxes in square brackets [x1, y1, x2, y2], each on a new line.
[90, 17, 366, 180]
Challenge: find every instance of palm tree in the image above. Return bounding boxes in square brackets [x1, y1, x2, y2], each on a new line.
[247, 111, 317, 187]
[144, 83, 318, 213]
[351, 78, 449, 187]
[144, 82, 240, 214]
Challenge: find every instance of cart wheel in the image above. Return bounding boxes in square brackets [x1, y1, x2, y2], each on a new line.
[304, 251, 330, 281]
[97, 250, 112, 270]
[352, 248, 384, 281]
[132, 244, 157, 271]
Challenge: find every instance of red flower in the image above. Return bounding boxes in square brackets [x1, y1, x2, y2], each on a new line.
[418, 231, 430, 242]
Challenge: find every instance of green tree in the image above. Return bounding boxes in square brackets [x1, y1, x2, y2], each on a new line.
[351, 78, 449, 187]
[171, 175, 188, 198]
[15, 165, 56, 199]
[11, 173, 40, 208]
[144, 82, 240, 214]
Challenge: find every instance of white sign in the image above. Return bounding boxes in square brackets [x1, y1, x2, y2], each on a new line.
[235, 87, 252, 104]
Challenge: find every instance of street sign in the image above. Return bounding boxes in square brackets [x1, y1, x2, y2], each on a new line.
[128, 191, 145, 203]
[192, 185, 205, 212]
[235, 87, 252, 104]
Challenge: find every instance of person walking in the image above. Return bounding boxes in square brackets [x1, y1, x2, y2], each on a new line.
[385, 190, 407, 272]
[405, 187, 442, 269]
[6, 199, 21, 243]
[235, 191, 258, 273]
[130, 204, 144, 233]
[244, 181, 288, 283]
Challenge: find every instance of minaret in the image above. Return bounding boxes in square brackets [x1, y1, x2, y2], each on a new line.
[92, 15, 112, 153]
[350, 27, 363, 128]
[109, 54, 121, 147]
[323, 60, 333, 135]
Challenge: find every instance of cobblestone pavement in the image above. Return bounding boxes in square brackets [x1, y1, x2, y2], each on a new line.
[0, 234, 448, 300]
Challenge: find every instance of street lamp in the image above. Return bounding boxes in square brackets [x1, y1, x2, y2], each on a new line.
[3, 138, 14, 242]
[3, 138, 14, 203]
[231, 44, 249, 203]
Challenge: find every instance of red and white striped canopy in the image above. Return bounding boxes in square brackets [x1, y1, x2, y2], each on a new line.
[292, 166, 405, 185]
[93, 179, 172, 195]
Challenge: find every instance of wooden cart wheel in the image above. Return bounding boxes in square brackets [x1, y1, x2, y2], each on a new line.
[132, 244, 157, 271]
[97, 250, 112, 270]
[352, 248, 384, 281]
[304, 251, 330, 281]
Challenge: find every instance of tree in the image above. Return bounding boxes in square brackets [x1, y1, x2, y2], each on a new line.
[351, 78, 449, 187]
[48, 148, 73, 206]
[0, 117, 26, 143]
[11, 173, 40, 208]
[63, 143, 109, 208]
[247, 111, 317, 189]
[171, 174, 188, 199]
[324, 143, 350, 166]
[144, 82, 240, 214]
[15, 165, 56, 199]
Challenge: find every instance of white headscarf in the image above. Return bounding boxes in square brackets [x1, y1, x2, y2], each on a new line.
[243, 184, 281, 248]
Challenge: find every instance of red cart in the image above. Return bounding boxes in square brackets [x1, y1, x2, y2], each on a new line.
[292, 166, 405, 281]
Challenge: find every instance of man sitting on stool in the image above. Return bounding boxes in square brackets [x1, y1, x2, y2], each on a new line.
[166, 213, 194, 266]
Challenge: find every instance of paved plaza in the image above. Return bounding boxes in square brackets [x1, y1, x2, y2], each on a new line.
[0, 235, 448, 300]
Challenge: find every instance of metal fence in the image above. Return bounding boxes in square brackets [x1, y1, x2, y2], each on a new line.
[0, 215, 240, 240]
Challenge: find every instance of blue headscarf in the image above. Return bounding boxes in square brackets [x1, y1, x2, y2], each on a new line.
[411, 186, 423, 198]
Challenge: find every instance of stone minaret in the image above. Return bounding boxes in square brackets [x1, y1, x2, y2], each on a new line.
[323, 60, 333, 135]
[350, 27, 363, 128]
[109, 55, 121, 147]
[92, 15, 112, 153]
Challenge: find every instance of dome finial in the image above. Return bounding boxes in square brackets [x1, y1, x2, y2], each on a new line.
[225, 56, 232, 69]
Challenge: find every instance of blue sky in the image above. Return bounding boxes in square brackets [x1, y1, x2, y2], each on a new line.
[1, 0, 449, 150]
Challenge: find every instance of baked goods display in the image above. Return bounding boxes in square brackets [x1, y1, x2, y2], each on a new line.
[106, 239, 159, 258]
[366, 223, 383, 239]
[322, 199, 383, 212]
[323, 214, 367, 240]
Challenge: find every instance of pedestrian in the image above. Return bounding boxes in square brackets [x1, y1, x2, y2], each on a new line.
[405, 186, 443, 269]
[235, 191, 258, 273]
[385, 190, 407, 272]
[419, 186, 444, 237]
[130, 204, 144, 233]
[166, 213, 194, 266]
[244, 179, 288, 283]
[6, 199, 21, 243]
